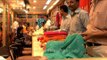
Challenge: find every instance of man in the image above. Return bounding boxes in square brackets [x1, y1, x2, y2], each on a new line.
[11, 20, 19, 33]
[59, 5, 72, 31]
[44, 15, 51, 31]
[66, 0, 89, 35]
[82, 0, 107, 57]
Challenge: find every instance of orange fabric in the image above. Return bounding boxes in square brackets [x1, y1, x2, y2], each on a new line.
[38, 35, 67, 43]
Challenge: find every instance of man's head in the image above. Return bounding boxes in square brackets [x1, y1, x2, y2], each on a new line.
[44, 15, 48, 20]
[66, 0, 79, 12]
[60, 5, 68, 16]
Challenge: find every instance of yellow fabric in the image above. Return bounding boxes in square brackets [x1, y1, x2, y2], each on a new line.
[22, 25, 27, 34]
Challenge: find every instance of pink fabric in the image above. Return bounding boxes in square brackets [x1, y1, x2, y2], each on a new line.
[44, 31, 67, 35]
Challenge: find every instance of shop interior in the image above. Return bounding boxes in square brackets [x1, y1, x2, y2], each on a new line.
[0, 0, 107, 60]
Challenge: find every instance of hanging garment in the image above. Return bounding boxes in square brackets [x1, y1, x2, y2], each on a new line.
[55, 12, 62, 29]
[79, 0, 91, 13]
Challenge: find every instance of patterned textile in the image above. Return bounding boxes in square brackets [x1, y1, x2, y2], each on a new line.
[44, 34, 88, 59]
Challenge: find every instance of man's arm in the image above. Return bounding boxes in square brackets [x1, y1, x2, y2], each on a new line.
[82, 31, 107, 40]
[93, 31, 107, 37]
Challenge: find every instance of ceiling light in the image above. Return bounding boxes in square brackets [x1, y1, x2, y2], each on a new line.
[20, 2, 25, 7]
[33, 6, 36, 9]
[43, 0, 52, 10]
[43, 5, 47, 10]
[46, 0, 52, 4]
[47, 0, 60, 13]
[34, 0, 37, 3]
[0, 8, 3, 13]
[26, 4, 31, 9]
[23, 9, 28, 13]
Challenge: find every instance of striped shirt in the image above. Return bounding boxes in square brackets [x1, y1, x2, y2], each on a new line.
[65, 8, 89, 35]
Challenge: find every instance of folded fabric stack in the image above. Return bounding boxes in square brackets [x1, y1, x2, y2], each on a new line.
[38, 31, 68, 43]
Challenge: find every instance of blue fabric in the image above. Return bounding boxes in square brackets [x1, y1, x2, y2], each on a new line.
[37, 18, 46, 28]
[44, 34, 88, 59]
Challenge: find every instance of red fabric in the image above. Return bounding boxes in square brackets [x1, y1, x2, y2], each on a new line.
[38, 31, 67, 43]
[56, 12, 62, 29]
[79, 0, 91, 13]
[44, 31, 67, 35]
[38, 35, 67, 43]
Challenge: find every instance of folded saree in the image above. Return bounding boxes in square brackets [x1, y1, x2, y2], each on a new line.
[44, 34, 88, 59]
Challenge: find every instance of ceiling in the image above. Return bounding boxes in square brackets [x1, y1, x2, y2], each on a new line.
[0, 0, 60, 14]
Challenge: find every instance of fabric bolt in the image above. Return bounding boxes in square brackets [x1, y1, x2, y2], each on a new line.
[38, 31, 67, 43]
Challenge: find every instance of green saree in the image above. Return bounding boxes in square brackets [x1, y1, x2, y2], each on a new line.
[44, 34, 88, 59]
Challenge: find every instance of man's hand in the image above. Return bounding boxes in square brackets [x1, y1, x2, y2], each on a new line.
[81, 32, 94, 40]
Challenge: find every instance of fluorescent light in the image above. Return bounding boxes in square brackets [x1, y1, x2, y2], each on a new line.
[20, 2, 25, 7]
[47, 0, 59, 13]
[43, 5, 47, 10]
[46, 0, 51, 4]
[0, 8, 3, 13]
[33, 6, 36, 9]
[34, 0, 37, 3]
[23, 9, 28, 13]
[48, 0, 59, 10]
[53, 0, 60, 6]
[43, 0, 52, 10]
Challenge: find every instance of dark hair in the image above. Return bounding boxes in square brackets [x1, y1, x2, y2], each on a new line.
[44, 15, 48, 18]
[76, 0, 79, 2]
[60, 5, 68, 13]
[26, 22, 30, 26]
